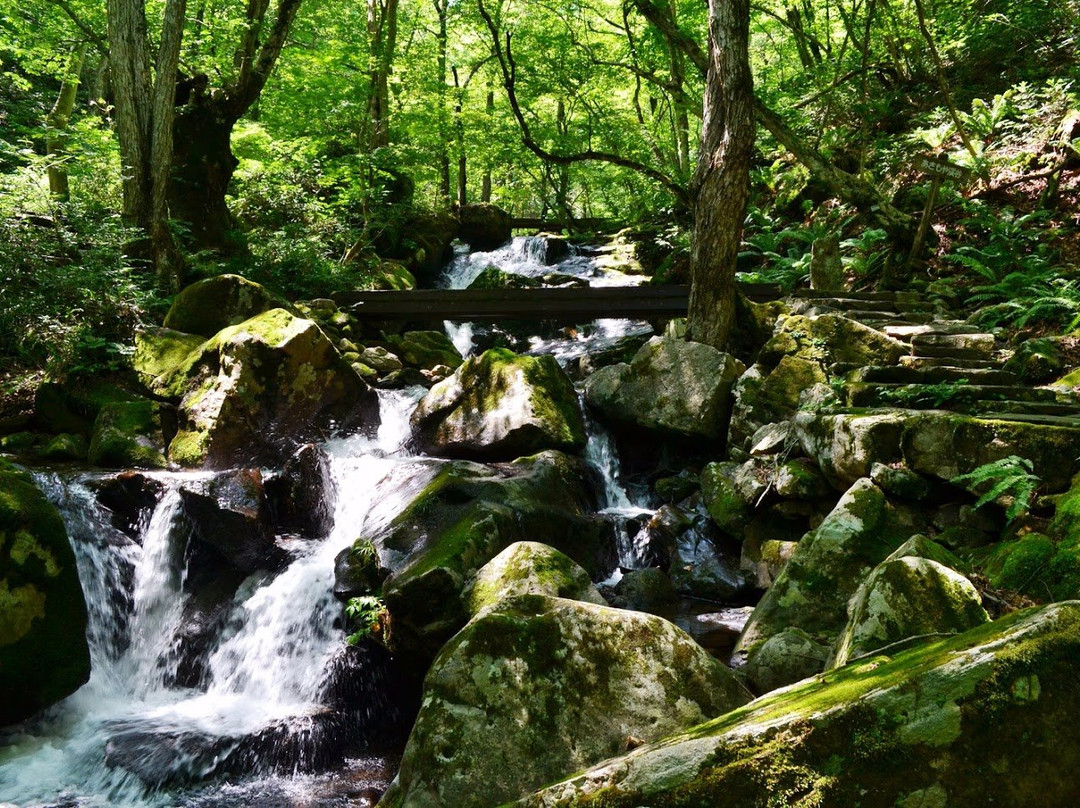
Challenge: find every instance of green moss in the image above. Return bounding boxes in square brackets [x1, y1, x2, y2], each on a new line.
[89, 400, 167, 469]
[168, 428, 212, 467]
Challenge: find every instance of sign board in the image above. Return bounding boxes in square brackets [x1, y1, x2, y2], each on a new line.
[912, 155, 972, 184]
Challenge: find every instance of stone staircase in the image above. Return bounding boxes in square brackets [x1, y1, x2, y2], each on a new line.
[787, 289, 1080, 426]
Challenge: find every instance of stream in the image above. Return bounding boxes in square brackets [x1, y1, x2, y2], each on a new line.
[0, 236, 744, 807]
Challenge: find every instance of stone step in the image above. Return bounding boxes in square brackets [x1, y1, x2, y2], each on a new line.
[973, 411, 1080, 427]
[972, 402, 1080, 419]
[899, 356, 1001, 370]
[883, 323, 983, 342]
[909, 332, 997, 360]
[791, 289, 898, 302]
[848, 366, 1020, 386]
[843, 382, 1079, 409]
[858, 312, 937, 326]
[793, 297, 937, 315]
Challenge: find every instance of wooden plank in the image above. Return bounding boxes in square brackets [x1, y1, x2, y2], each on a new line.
[331, 283, 781, 321]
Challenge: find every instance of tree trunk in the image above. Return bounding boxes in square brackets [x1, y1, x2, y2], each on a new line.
[169, 95, 240, 252]
[686, 0, 754, 349]
[365, 0, 398, 152]
[481, 88, 494, 202]
[435, 0, 451, 201]
[46, 44, 88, 199]
[107, 0, 153, 228]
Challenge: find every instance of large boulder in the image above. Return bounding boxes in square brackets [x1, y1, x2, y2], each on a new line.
[521, 602, 1080, 807]
[163, 274, 295, 338]
[0, 461, 90, 725]
[463, 541, 605, 615]
[379, 593, 751, 808]
[758, 313, 907, 369]
[585, 337, 743, 441]
[166, 309, 379, 468]
[337, 451, 613, 662]
[132, 327, 206, 390]
[830, 555, 989, 668]
[411, 348, 586, 462]
[457, 203, 512, 251]
[384, 331, 463, 371]
[734, 478, 924, 667]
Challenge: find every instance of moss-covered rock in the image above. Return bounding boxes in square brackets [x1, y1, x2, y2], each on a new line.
[464, 541, 605, 616]
[456, 202, 512, 251]
[585, 338, 744, 441]
[467, 266, 542, 289]
[759, 313, 907, 369]
[132, 327, 207, 390]
[0, 461, 90, 725]
[88, 400, 168, 469]
[370, 260, 417, 291]
[831, 556, 989, 668]
[384, 330, 463, 371]
[411, 348, 586, 462]
[162, 274, 295, 338]
[1004, 337, 1065, 384]
[36, 432, 89, 462]
[611, 567, 678, 614]
[340, 452, 613, 663]
[380, 593, 751, 808]
[744, 626, 831, 693]
[166, 308, 380, 468]
[734, 478, 924, 666]
[519, 601, 1080, 807]
[699, 463, 749, 534]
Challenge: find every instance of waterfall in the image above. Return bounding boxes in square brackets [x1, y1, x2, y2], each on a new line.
[0, 389, 427, 807]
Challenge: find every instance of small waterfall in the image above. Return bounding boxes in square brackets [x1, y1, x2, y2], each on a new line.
[0, 390, 427, 806]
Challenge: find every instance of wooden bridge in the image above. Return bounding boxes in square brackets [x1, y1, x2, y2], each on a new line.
[331, 283, 780, 321]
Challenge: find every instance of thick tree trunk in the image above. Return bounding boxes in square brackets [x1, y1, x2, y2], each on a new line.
[686, 0, 754, 349]
[46, 44, 88, 199]
[107, 0, 153, 228]
[481, 88, 494, 202]
[169, 96, 241, 252]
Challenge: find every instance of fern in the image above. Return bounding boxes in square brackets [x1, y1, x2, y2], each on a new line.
[952, 456, 1038, 525]
[345, 595, 386, 645]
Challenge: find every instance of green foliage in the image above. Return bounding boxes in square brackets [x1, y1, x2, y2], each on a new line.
[345, 595, 386, 645]
[879, 380, 971, 409]
[0, 201, 157, 376]
[952, 456, 1039, 525]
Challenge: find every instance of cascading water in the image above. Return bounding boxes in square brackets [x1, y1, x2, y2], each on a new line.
[0, 389, 428, 807]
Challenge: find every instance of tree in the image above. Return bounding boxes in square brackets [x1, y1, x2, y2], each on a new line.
[168, 0, 303, 251]
[685, 0, 753, 348]
[107, 0, 187, 290]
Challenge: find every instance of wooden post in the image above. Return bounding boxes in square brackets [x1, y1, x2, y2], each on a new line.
[907, 175, 943, 268]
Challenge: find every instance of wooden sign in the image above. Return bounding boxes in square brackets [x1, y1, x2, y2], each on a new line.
[912, 155, 972, 184]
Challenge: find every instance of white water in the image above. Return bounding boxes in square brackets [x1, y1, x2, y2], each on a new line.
[0, 390, 428, 807]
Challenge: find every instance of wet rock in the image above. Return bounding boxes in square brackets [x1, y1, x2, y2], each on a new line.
[90, 472, 165, 540]
[0, 460, 90, 725]
[342, 452, 613, 664]
[629, 505, 694, 569]
[463, 541, 605, 616]
[380, 593, 751, 808]
[744, 626, 831, 693]
[521, 602, 1080, 806]
[585, 337, 743, 441]
[265, 443, 336, 538]
[377, 368, 433, 389]
[668, 526, 748, 603]
[179, 469, 284, 573]
[456, 203, 511, 251]
[653, 472, 699, 505]
[411, 348, 586, 462]
[358, 346, 403, 374]
[88, 400, 169, 469]
[830, 556, 989, 668]
[166, 309, 380, 468]
[734, 478, 925, 667]
[163, 274, 296, 338]
[467, 266, 541, 289]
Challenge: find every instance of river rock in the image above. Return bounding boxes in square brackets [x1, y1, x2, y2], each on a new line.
[341, 452, 613, 663]
[610, 567, 678, 613]
[457, 203, 512, 251]
[734, 478, 924, 668]
[584, 337, 743, 441]
[264, 443, 336, 538]
[668, 524, 748, 602]
[744, 626, 831, 693]
[132, 327, 207, 389]
[36, 432, 89, 461]
[700, 462, 750, 534]
[178, 469, 284, 573]
[90, 472, 165, 539]
[411, 348, 586, 462]
[379, 593, 751, 808]
[162, 274, 295, 338]
[384, 330, 463, 371]
[830, 556, 989, 668]
[0, 460, 90, 725]
[519, 601, 1080, 807]
[463, 541, 605, 615]
[166, 308, 379, 468]
[88, 400, 169, 469]
[468, 266, 542, 289]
